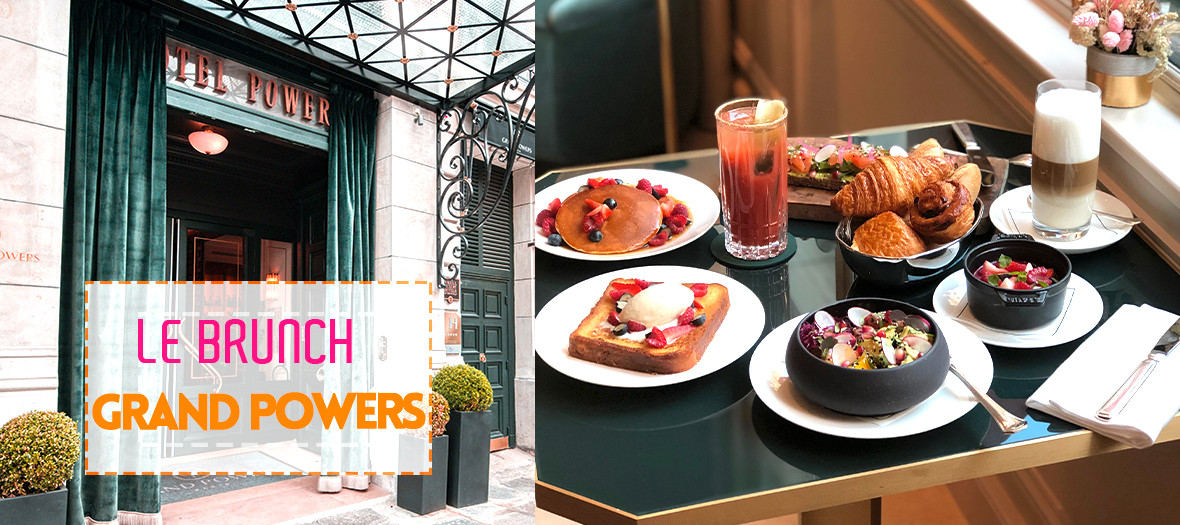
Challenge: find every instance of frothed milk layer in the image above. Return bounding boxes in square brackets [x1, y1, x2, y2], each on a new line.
[1032, 88, 1101, 164]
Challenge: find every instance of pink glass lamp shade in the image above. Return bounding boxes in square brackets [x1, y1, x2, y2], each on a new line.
[188, 127, 228, 155]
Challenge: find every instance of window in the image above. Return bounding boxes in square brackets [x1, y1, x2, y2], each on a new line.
[1164, 1, 1180, 71]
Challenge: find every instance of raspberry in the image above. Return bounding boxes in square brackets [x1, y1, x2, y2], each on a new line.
[690, 283, 709, 297]
[599, 178, 617, 186]
[672, 203, 689, 217]
[647, 230, 670, 247]
[645, 327, 667, 348]
[666, 214, 688, 234]
[651, 185, 668, 198]
[677, 307, 694, 326]
[634, 279, 653, 289]
[540, 217, 556, 237]
[627, 321, 646, 333]
[636, 178, 652, 192]
[607, 311, 621, 326]
[535, 208, 554, 227]
[582, 214, 604, 233]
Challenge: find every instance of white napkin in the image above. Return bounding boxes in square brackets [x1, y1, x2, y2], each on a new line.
[1027, 304, 1180, 448]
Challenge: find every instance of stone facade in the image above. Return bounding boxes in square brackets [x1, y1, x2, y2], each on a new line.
[0, 0, 70, 425]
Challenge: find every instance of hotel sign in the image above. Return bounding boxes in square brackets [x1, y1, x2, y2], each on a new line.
[166, 39, 329, 129]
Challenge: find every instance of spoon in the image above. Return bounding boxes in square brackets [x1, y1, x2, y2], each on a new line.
[949, 364, 1027, 434]
[1024, 194, 1142, 226]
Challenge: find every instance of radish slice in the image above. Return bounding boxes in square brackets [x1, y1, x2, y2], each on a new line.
[813, 310, 836, 329]
[815, 144, 837, 163]
[904, 335, 932, 354]
[830, 343, 857, 366]
[847, 307, 872, 327]
[881, 338, 897, 365]
[834, 333, 856, 345]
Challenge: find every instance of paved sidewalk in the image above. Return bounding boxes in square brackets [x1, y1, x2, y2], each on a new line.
[299, 448, 535, 525]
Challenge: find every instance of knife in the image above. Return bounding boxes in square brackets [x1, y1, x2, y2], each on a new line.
[951, 122, 1005, 220]
[1096, 318, 1180, 421]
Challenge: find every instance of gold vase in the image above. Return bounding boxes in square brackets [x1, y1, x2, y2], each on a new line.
[1085, 47, 1154, 108]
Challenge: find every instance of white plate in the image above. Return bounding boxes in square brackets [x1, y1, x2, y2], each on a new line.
[535, 265, 765, 388]
[534, 169, 721, 261]
[989, 186, 1133, 254]
[932, 270, 1103, 348]
[748, 312, 992, 439]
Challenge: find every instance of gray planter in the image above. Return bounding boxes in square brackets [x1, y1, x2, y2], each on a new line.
[444, 410, 491, 507]
[0, 486, 67, 525]
[396, 434, 449, 515]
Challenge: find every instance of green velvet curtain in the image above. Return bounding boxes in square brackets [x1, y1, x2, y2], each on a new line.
[58, 1, 167, 523]
[326, 87, 378, 281]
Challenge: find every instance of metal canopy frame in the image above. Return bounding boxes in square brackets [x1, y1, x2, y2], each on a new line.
[180, 0, 535, 110]
[436, 65, 534, 292]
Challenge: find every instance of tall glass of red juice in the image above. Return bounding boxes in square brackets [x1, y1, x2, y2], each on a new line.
[715, 98, 789, 260]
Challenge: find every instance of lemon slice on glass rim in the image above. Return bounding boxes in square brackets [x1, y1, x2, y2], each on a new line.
[754, 99, 786, 124]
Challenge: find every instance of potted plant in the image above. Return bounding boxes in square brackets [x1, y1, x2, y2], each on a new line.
[431, 364, 493, 508]
[1069, 0, 1179, 107]
[0, 411, 81, 525]
[396, 392, 450, 515]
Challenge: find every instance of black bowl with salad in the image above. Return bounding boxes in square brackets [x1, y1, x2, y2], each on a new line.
[786, 298, 950, 416]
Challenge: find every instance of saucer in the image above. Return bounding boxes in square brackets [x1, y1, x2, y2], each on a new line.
[932, 270, 1103, 348]
[989, 186, 1133, 254]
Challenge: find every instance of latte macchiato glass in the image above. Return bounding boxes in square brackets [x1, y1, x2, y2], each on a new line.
[1030, 80, 1101, 241]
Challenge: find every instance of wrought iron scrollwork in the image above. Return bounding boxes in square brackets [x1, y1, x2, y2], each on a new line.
[436, 66, 535, 293]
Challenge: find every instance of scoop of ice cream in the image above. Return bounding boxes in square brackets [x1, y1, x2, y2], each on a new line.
[618, 283, 694, 327]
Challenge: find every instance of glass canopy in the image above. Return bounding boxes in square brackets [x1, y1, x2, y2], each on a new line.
[181, 0, 535, 108]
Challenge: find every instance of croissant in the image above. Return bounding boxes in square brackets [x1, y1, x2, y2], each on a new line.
[946, 163, 981, 203]
[910, 138, 945, 158]
[852, 211, 926, 258]
[830, 156, 955, 217]
[909, 181, 976, 244]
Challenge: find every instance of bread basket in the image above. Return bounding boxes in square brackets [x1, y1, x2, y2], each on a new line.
[836, 199, 984, 287]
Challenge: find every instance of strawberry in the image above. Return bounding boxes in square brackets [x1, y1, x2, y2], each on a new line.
[677, 307, 694, 326]
[607, 311, 621, 326]
[651, 185, 668, 198]
[634, 279, 653, 289]
[535, 208, 554, 227]
[581, 214, 603, 232]
[661, 325, 694, 342]
[647, 230, 670, 247]
[981, 260, 1007, 276]
[690, 283, 709, 297]
[1013, 281, 1034, 290]
[609, 282, 643, 296]
[636, 178, 652, 192]
[1005, 260, 1029, 272]
[666, 214, 688, 234]
[587, 177, 604, 188]
[547, 198, 561, 213]
[671, 203, 689, 217]
[585, 198, 602, 210]
[599, 178, 617, 187]
[659, 201, 676, 218]
[646, 327, 667, 348]
[588, 203, 613, 220]
[539, 217, 556, 237]
[626, 321, 646, 333]
[693, 299, 703, 310]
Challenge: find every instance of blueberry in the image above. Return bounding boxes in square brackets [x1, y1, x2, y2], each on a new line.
[614, 178, 624, 185]
[604, 198, 618, 209]
[755, 151, 775, 174]
[612, 324, 629, 336]
[691, 314, 706, 326]
[547, 233, 562, 246]
[589, 230, 603, 243]
[652, 189, 661, 198]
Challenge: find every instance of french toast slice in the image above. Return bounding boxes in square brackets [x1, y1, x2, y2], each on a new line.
[567, 278, 730, 374]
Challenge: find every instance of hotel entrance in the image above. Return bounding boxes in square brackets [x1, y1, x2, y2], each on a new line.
[161, 107, 328, 458]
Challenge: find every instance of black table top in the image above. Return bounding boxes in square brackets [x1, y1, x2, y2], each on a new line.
[534, 122, 1180, 520]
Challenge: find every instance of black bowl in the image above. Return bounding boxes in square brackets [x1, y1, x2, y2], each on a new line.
[785, 298, 950, 416]
[963, 234, 1072, 330]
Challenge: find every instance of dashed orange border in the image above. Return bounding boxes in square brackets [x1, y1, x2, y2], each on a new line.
[84, 280, 436, 476]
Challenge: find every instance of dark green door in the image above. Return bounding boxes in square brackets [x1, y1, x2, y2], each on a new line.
[459, 163, 515, 447]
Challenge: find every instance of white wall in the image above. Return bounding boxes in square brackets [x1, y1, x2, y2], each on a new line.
[0, 0, 70, 425]
[511, 161, 535, 451]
